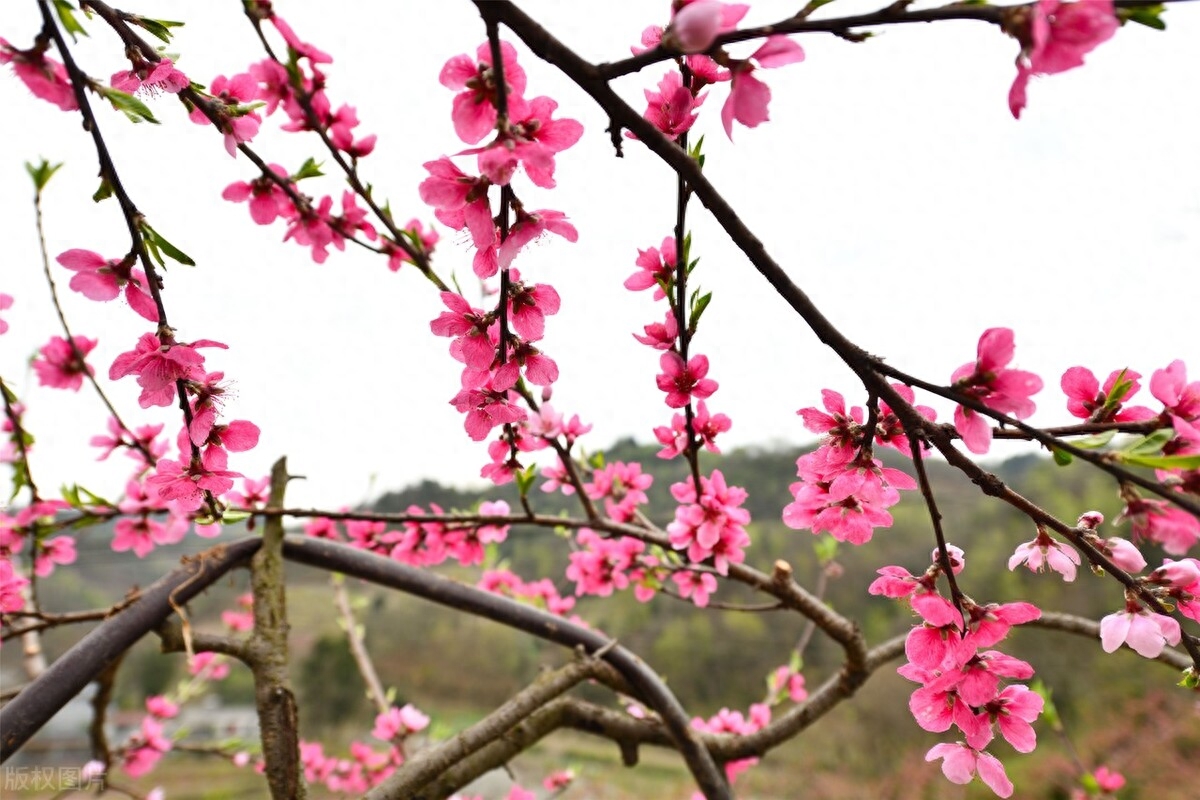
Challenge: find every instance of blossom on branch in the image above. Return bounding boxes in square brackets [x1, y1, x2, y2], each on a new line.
[951, 328, 1043, 454]
[1007, 0, 1118, 119]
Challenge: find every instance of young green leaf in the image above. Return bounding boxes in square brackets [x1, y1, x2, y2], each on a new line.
[141, 223, 196, 266]
[96, 86, 160, 124]
[25, 159, 63, 192]
[53, 0, 90, 41]
[132, 16, 186, 44]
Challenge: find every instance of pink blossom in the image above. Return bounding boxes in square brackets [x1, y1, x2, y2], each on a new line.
[1097, 536, 1147, 573]
[769, 665, 808, 703]
[1009, 0, 1119, 119]
[113, 479, 188, 558]
[640, 70, 706, 140]
[111, 58, 189, 95]
[1099, 603, 1182, 658]
[145, 695, 179, 719]
[1008, 530, 1081, 581]
[372, 704, 430, 741]
[1116, 496, 1200, 555]
[467, 96, 582, 189]
[1151, 359, 1200, 423]
[654, 399, 732, 458]
[0, 38, 77, 111]
[1092, 766, 1126, 792]
[0, 293, 11, 335]
[951, 328, 1043, 454]
[657, 351, 718, 408]
[925, 743, 1013, 798]
[665, 1, 749, 53]
[122, 717, 172, 777]
[634, 309, 680, 351]
[1061, 366, 1155, 422]
[542, 770, 575, 791]
[507, 272, 561, 342]
[190, 72, 262, 156]
[146, 447, 241, 512]
[34, 535, 76, 577]
[1, 557, 29, 613]
[721, 36, 805, 140]
[496, 208, 579, 273]
[188, 651, 230, 680]
[672, 569, 718, 607]
[384, 220, 439, 271]
[33, 335, 97, 391]
[440, 41, 528, 144]
[783, 445, 914, 545]
[55, 249, 159, 321]
[222, 164, 296, 225]
[109, 333, 227, 409]
[625, 237, 677, 299]
[666, 470, 750, 574]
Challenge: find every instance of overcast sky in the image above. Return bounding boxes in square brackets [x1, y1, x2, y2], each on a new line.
[1, 1, 1198, 511]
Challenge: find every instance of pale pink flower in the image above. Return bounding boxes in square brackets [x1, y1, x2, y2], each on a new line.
[1097, 536, 1147, 573]
[665, 1, 749, 53]
[496, 208, 579, 273]
[925, 743, 1013, 798]
[1009, 0, 1119, 118]
[1099, 604, 1182, 658]
[1008, 531, 1081, 581]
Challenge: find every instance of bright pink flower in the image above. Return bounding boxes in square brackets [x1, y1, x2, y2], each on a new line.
[951, 328, 1043, 454]
[654, 399, 732, 459]
[372, 704, 430, 741]
[667, 470, 751, 574]
[925, 743, 1013, 798]
[1008, 530, 1081, 581]
[1, 556, 29, 612]
[634, 310, 679, 351]
[33, 535, 76, 577]
[146, 447, 241, 512]
[222, 163, 296, 225]
[440, 41, 528, 144]
[0, 293, 11, 335]
[467, 95, 583, 189]
[190, 72, 262, 156]
[1151, 359, 1200, 422]
[625, 237, 677, 300]
[585, 461, 653, 522]
[109, 333, 227, 409]
[1061, 366, 1156, 422]
[1100, 603, 1182, 658]
[496, 208, 579, 273]
[1116, 496, 1200, 555]
[1092, 766, 1125, 792]
[721, 36, 805, 140]
[1009, 0, 1118, 119]
[769, 665, 808, 703]
[383, 219, 439, 271]
[657, 351, 718, 408]
[783, 445, 914, 545]
[145, 695, 179, 719]
[542, 770, 575, 791]
[111, 58, 189, 95]
[640, 70, 706, 140]
[0, 38, 77, 111]
[566, 529, 645, 596]
[56, 249, 159, 322]
[33, 335, 97, 391]
[188, 651, 230, 680]
[672, 570, 718, 607]
[121, 717, 172, 777]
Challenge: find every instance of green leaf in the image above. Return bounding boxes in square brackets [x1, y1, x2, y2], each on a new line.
[61, 483, 82, 507]
[813, 535, 838, 565]
[222, 509, 252, 524]
[25, 159, 64, 192]
[1070, 429, 1117, 449]
[76, 484, 112, 507]
[1119, 453, 1200, 471]
[93, 177, 113, 203]
[96, 85, 160, 124]
[588, 451, 605, 470]
[515, 464, 537, 497]
[291, 157, 325, 182]
[1120, 429, 1174, 457]
[133, 16, 185, 44]
[1119, 4, 1166, 30]
[689, 291, 712, 332]
[1051, 446, 1073, 466]
[53, 0, 89, 41]
[140, 223, 195, 266]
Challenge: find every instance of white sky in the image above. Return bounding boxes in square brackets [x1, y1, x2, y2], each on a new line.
[1, 1, 1198, 511]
